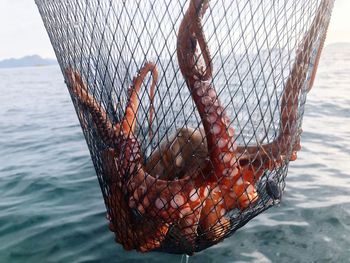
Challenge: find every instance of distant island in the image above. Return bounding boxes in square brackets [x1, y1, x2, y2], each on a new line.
[0, 42, 348, 70]
[0, 55, 57, 69]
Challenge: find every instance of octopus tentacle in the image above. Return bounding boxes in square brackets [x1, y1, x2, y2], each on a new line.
[174, 0, 332, 242]
[125, 1, 219, 245]
[306, 4, 330, 93]
[238, 0, 332, 172]
[122, 62, 157, 137]
[66, 0, 331, 251]
[219, 1, 332, 200]
[108, 65, 207, 245]
[178, 0, 238, 182]
[66, 63, 165, 252]
[66, 63, 207, 249]
[177, 0, 253, 240]
[177, 0, 212, 80]
[127, 139, 209, 246]
[279, 0, 328, 141]
[102, 149, 168, 252]
[140, 0, 331, 245]
[65, 69, 117, 146]
[65, 62, 157, 144]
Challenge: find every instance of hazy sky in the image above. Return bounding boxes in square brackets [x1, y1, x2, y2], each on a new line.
[0, 0, 349, 60]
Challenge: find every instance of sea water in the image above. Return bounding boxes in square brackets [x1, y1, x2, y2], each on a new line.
[0, 45, 349, 262]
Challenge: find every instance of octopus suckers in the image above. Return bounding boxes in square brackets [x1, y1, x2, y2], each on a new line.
[189, 189, 200, 202]
[212, 186, 221, 194]
[129, 153, 139, 162]
[132, 146, 139, 154]
[137, 204, 145, 214]
[180, 206, 192, 216]
[143, 196, 150, 207]
[155, 198, 167, 210]
[229, 192, 236, 199]
[202, 96, 212, 105]
[229, 141, 238, 152]
[129, 163, 139, 173]
[139, 185, 147, 195]
[202, 187, 208, 198]
[175, 155, 184, 168]
[129, 197, 136, 208]
[220, 152, 232, 163]
[211, 124, 221, 135]
[218, 138, 228, 148]
[216, 107, 224, 116]
[222, 116, 230, 125]
[208, 88, 216, 98]
[246, 185, 255, 194]
[171, 194, 185, 208]
[206, 106, 216, 114]
[221, 184, 229, 190]
[133, 190, 140, 200]
[185, 217, 194, 226]
[129, 102, 136, 109]
[220, 208, 226, 217]
[196, 87, 206, 96]
[194, 81, 201, 89]
[230, 157, 237, 166]
[207, 114, 217, 124]
[106, 213, 111, 221]
[236, 178, 244, 186]
[227, 127, 235, 137]
[222, 168, 231, 176]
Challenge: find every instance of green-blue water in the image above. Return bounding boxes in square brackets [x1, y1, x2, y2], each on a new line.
[0, 45, 349, 262]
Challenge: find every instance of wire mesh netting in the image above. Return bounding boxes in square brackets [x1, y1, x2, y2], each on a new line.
[36, 0, 334, 255]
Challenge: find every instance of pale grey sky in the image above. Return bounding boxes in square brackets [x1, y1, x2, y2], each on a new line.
[0, 0, 349, 60]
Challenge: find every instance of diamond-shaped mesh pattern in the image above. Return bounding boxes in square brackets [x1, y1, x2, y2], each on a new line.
[36, 0, 334, 255]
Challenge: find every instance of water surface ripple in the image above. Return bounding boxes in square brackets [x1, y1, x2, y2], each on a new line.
[0, 46, 349, 262]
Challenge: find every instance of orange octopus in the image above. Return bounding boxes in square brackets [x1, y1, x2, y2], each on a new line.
[65, 0, 330, 253]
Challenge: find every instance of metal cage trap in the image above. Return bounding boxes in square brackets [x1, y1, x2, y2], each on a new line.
[36, 0, 334, 255]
